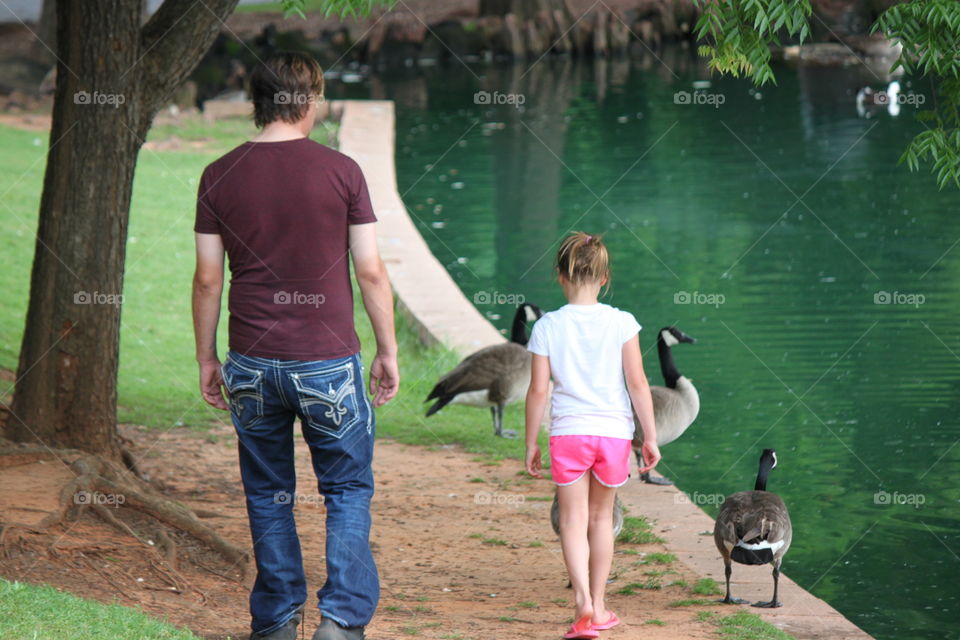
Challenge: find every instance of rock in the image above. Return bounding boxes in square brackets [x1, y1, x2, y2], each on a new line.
[811, 0, 872, 36]
[171, 80, 198, 111]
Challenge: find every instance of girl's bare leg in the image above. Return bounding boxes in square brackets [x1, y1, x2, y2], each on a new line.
[587, 474, 617, 625]
[557, 475, 593, 622]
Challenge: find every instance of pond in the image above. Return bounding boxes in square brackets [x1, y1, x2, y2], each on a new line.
[328, 50, 960, 639]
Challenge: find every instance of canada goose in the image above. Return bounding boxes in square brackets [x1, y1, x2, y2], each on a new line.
[633, 326, 699, 484]
[714, 448, 792, 608]
[425, 303, 543, 438]
[856, 80, 901, 118]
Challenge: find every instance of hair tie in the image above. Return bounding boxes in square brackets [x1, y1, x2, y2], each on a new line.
[584, 235, 592, 243]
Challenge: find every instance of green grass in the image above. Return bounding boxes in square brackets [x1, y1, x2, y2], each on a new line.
[616, 578, 663, 594]
[482, 537, 508, 546]
[639, 552, 677, 565]
[616, 516, 666, 545]
[669, 598, 714, 607]
[527, 540, 544, 548]
[0, 579, 201, 640]
[714, 611, 795, 639]
[645, 618, 666, 626]
[518, 601, 538, 608]
[691, 577, 724, 596]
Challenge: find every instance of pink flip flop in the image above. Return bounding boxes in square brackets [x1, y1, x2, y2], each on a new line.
[563, 615, 600, 639]
[592, 612, 620, 631]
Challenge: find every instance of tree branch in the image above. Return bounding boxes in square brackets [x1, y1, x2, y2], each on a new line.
[137, 0, 241, 125]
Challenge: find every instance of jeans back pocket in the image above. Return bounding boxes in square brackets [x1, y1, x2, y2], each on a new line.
[291, 359, 363, 439]
[222, 357, 265, 429]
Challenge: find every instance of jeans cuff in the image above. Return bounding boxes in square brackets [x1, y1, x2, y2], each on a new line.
[319, 610, 352, 628]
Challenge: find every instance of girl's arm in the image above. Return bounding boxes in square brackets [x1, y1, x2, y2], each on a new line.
[524, 353, 551, 478]
[622, 334, 661, 473]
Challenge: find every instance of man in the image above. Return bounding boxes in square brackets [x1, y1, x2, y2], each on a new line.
[192, 51, 399, 640]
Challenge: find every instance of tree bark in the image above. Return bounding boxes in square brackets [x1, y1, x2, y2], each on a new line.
[7, 0, 239, 461]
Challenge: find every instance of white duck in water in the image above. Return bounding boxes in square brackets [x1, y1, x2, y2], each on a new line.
[856, 80, 901, 118]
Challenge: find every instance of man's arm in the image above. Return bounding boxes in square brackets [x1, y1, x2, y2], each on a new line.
[192, 232, 228, 410]
[349, 223, 399, 406]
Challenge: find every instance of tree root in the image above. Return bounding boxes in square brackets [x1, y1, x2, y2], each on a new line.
[0, 444, 249, 580]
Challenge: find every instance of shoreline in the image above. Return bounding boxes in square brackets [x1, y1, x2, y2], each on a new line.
[337, 99, 875, 640]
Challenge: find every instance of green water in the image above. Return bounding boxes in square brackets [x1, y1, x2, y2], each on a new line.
[331, 52, 959, 639]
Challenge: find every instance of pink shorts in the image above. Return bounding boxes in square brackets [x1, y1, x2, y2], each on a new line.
[549, 435, 632, 487]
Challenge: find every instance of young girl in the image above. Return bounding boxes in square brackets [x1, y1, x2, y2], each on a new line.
[525, 231, 660, 639]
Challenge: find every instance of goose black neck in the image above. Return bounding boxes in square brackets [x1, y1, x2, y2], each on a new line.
[658, 336, 682, 388]
[754, 460, 773, 491]
[510, 309, 529, 345]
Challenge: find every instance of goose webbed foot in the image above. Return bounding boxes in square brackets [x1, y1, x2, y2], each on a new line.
[499, 429, 518, 439]
[752, 599, 783, 608]
[718, 596, 748, 605]
[641, 472, 673, 485]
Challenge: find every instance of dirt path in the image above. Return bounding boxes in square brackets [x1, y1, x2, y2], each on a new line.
[0, 421, 730, 640]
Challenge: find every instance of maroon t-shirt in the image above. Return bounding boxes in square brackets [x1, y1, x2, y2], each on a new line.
[194, 137, 377, 360]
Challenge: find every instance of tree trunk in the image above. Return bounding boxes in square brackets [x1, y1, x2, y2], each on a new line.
[7, 0, 239, 462]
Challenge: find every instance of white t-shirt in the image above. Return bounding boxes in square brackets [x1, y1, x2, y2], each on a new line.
[527, 303, 641, 440]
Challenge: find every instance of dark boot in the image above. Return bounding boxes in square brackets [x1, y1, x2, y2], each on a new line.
[311, 617, 365, 640]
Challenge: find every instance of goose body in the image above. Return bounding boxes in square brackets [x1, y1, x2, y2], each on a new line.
[714, 448, 792, 608]
[425, 303, 542, 438]
[632, 327, 699, 484]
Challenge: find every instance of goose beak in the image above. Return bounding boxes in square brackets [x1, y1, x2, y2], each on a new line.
[680, 332, 697, 344]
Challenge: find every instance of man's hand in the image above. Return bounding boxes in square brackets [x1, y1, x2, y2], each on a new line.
[199, 359, 229, 411]
[639, 440, 661, 474]
[526, 445, 543, 478]
[368, 351, 399, 407]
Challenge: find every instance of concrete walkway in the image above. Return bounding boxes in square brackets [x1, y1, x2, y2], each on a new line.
[338, 99, 874, 640]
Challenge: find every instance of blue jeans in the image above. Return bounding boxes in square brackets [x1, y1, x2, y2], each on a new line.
[221, 350, 378, 636]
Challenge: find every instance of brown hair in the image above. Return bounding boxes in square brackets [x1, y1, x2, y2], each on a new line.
[555, 231, 610, 287]
[249, 51, 325, 128]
